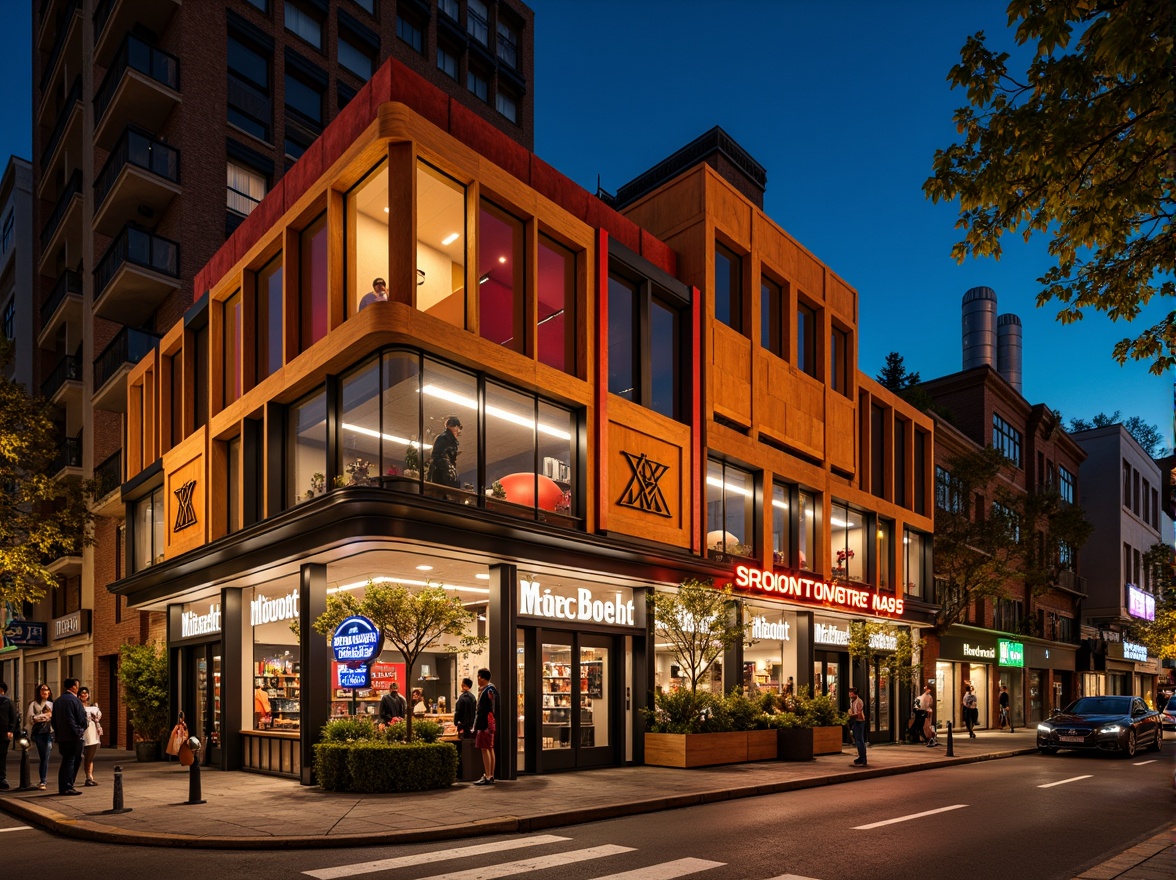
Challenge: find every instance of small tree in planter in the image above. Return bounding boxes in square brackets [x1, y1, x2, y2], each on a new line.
[649, 577, 746, 693]
[312, 579, 485, 741]
[118, 641, 169, 760]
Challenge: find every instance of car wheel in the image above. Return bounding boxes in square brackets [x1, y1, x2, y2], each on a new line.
[1148, 726, 1162, 752]
[1122, 729, 1137, 758]
[1038, 747, 1058, 755]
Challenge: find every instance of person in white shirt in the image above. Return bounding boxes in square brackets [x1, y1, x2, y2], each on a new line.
[848, 686, 868, 767]
[78, 686, 102, 786]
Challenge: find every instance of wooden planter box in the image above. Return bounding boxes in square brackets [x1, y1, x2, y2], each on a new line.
[813, 725, 844, 755]
[775, 725, 845, 760]
[644, 730, 778, 768]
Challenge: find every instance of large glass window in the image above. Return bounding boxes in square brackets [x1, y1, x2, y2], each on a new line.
[830, 325, 849, 395]
[288, 389, 327, 507]
[133, 487, 165, 571]
[478, 200, 524, 353]
[285, 72, 323, 128]
[256, 253, 283, 381]
[714, 243, 743, 333]
[1059, 466, 1076, 504]
[761, 276, 784, 357]
[992, 413, 1022, 468]
[227, 34, 271, 141]
[299, 213, 328, 352]
[537, 235, 574, 374]
[227, 436, 241, 534]
[284, 1, 322, 49]
[346, 161, 388, 315]
[650, 299, 678, 419]
[381, 351, 422, 481]
[905, 528, 927, 598]
[797, 300, 816, 377]
[416, 162, 465, 329]
[484, 381, 535, 508]
[396, 15, 423, 53]
[422, 359, 479, 494]
[467, 0, 489, 44]
[608, 275, 635, 402]
[608, 271, 682, 421]
[339, 358, 380, 487]
[227, 162, 266, 217]
[706, 460, 755, 559]
[935, 465, 964, 513]
[223, 290, 242, 406]
[877, 518, 894, 590]
[771, 482, 790, 566]
[829, 501, 864, 582]
[338, 33, 374, 80]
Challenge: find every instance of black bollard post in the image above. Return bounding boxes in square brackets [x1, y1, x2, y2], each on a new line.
[17, 733, 33, 791]
[185, 740, 206, 805]
[103, 766, 133, 814]
[946, 720, 955, 757]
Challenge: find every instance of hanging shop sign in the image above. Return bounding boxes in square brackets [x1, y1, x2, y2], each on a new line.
[52, 610, 91, 641]
[1121, 641, 1148, 662]
[937, 631, 997, 662]
[518, 581, 637, 627]
[331, 616, 383, 664]
[813, 619, 898, 651]
[332, 661, 405, 692]
[998, 639, 1024, 668]
[3, 620, 47, 646]
[1126, 585, 1155, 621]
[180, 601, 221, 638]
[250, 588, 300, 626]
[732, 565, 905, 618]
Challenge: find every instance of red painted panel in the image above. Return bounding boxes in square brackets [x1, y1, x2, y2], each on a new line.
[370, 59, 393, 107]
[690, 285, 702, 554]
[387, 60, 449, 131]
[595, 228, 610, 533]
[641, 228, 677, 277]
[587, 198, 640, 253]
[449, 100, 530, 183]
[530, 155, 589, 220]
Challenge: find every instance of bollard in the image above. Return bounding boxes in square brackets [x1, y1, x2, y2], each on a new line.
[185, 737, 206, 805]
[946, 720, 955, 757]
[103, 766, 133, 814]
[16, 731, 34, 791]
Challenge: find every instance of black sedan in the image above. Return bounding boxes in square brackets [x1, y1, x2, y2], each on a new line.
[1037, 695, 1163, 757]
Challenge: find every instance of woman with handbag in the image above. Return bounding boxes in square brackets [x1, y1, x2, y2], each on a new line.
[78, 686, 102, 786]
[26, 684, 53, 790]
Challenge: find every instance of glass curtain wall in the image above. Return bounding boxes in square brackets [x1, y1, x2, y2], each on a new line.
[416, 162, 465, 328]
[340, 357, 380, 486]
[381, 351, 422, 481]
[706, 460, 755, 559]
[478, 200, 525, 352]
[537, 234, 574, 374]
[288, 389, 327, 506]
[829, 501, 864, 581]
[346, 161, 388, 315]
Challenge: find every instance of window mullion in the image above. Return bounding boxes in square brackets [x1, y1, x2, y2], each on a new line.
[638, 280, 652, 407]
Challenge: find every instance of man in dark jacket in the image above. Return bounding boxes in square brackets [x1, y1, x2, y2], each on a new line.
[51, 677, 88, 795]
[472, 668, 498, 785]
[0, 680, 18, 790]
[427, 416, 462, 487]
[378, 682, 407, 726]
[453, 678, 476, 738]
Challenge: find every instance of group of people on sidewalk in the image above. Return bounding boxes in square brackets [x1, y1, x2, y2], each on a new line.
[0, 678, 102, 793]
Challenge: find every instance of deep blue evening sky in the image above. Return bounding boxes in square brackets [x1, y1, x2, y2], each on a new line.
[1, 1, 1168, 445]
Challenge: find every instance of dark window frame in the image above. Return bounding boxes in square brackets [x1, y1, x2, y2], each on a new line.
[992, 413, 1023, 468]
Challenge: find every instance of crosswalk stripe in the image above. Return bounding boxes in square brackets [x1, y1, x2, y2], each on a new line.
[0, 826, 33, 833]
[586, 857, 725, 879]
[416, 845, 635, 880]
[1037, 775, 1092, 788]
[1133, 760, 1157, 766]
[302, 835, 571, 879]
[853, 804, 968, 829]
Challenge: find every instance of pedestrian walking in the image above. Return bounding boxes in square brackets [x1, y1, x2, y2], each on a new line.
[848, 685, 867, 767]
[50, 678, 87, 795]
[78, 686, 102, 786]
[0, 680, 17, 790]
[999, 684, 1013, 732]
[919, 685, 938, 747]
[472, 668, 498, 786]
[963, 685, 978, 737]
[26, 683, 53, 790]
[909, 684, 931, 743]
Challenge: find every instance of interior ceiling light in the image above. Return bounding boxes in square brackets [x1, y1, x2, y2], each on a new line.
[422, 384, 571, 440]
[330, 575, 489, 595]
[498, 256, 507, 264]
[415, 564, 434, 571]
[475, 573, 490, 580]
[441, 232, 459, 246]
[342, 423, 432, 451]
[705, 475, 752, 497]
[830, 517, 858, 528]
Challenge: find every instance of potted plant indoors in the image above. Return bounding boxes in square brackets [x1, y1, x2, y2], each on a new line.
[118, 641, 170, 761]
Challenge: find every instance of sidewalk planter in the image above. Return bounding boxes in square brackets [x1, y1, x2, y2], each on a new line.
[813, 725, 844, 755]
[775, 728, 814, 761]
[314, 741, 458, 792]
[644, 731, 778, 768]
[134, 740, 161, 762]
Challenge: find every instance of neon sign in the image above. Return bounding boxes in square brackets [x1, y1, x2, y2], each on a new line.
[732, 565, 905, 618]
[1126, 585, 1155, 621]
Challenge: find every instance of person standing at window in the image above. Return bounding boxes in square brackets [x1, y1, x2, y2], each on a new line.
[428, 416, 462, 487]
[999, 684, 1013, 732]
[358, 277, 388, 310]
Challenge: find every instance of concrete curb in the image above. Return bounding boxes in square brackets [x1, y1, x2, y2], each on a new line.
[0, 747, 1038, 849]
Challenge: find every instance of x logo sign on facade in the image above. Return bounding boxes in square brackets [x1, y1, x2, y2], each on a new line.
[173, 479, 198, 531]
[618, 451, 672, 517]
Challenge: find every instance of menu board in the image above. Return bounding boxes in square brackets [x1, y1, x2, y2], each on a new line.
[332, 661, 406, 692]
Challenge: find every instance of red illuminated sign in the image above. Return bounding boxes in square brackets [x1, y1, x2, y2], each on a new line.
[731, 565, 905, 619]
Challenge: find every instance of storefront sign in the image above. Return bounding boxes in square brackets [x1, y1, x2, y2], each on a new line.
[813, 620, 898, 651]
[180, 603, 221, 638]
[52, 610, 91, 641]
[519, 582, 636, 626]
[998, 639, 1024, 667]
[173, 479, 198, 531]
[732, 565, 905, 618]
[1127, 585, 1155, 621]
[750, 615, 791, 641]
[331, 616, 383, 663]
[338, 666, 370, 688]
[332, 661, 405, 691]
[2, 620, 47, 646]
[963, 643, 996, 660]
[1122, 641, 1148, 662]
[250, 588, 300, 626]
[938, 631, 997, 662]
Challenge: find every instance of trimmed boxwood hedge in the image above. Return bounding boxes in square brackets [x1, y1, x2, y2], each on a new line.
[314, 741, 458, 792]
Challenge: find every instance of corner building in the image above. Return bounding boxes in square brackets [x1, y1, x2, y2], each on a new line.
[112, 59, 935, 781]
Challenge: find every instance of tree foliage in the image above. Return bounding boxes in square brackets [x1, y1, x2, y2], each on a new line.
[1066, 410, 1167, 456]
[1131, 543, 1176, 661]
[876, 352, 921, 391]
[932, 445, 1092, 633]
[118, 641, 170, 742]
[650, 578, 746, 694]
[312, 580, 484, 739]
[924, 0, 1174, 374]
[0, 340, 96, 607]
[847, 621, 924, 690]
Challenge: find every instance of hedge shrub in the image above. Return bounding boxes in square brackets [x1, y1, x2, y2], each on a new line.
[313, 742, 353, 791]
[332, 742, 458, 793]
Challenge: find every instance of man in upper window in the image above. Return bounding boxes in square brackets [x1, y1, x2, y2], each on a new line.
[428, 416, 462, 487]
[359, 277, 388, 310]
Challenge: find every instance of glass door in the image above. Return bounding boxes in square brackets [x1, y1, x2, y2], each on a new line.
[533, 630, 616, 771]
[870, 659, 891, 741]
[577, 635, 612, 767]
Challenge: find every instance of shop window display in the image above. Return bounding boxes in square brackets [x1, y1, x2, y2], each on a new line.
[417, 162, 466, 329]
[905, 528, 928, 598]
[288, 388, 327, 506]
[742, 603, 798, 694]
[346, 161, 388, 315]
[380, 351, 422, 481]
[772, 483, 816, 571]
[339, 358, 380, 486]
[829, 501, 864, 581]
[706, 460, 755, 560]
[422, 358, 480, 494]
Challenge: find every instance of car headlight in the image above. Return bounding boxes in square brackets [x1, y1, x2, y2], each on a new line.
[1097, 724, 1122, 735]
[1037, 724, 1053, 733]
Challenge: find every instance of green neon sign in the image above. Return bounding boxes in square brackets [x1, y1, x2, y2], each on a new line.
[998, 639, 1024, 668]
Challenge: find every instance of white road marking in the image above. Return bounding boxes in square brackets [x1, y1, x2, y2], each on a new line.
[853, 804, 968, 829]
[1133, 760, 1158, 766]
[416, 845, 634, 880]
[0, 826, 32, 833]
[588, 858, 725, 879]
[1038, 775, 1092, 788]
[302, 835, 571, 879]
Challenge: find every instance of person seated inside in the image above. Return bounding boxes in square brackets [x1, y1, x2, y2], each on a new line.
[411, 688, 427, 715]
[359, 277, 388, 310]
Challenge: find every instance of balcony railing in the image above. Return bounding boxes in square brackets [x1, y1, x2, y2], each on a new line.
[95, 449, 122, 499]
[40, 75, 81, 169]
[94, 325, 160, 392]
[94, 225, 179, 298]
[94, 127, 180, 210]
[39, 0, 79, 91]
[51, 436, 82, 473]
[94, 34, 180, 124]
[39, 169, 81, 250]
[40, 268, 81, 327]
[41, 354, 80, 399]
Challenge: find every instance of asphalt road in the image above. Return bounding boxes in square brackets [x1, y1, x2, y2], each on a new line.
[1, 745, 1171, 880]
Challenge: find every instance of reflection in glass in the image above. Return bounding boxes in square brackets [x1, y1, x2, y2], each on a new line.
[798, 491, 815, 571]
[877, 518, 894, 590]
[484, 382, 535, 513]
[772, 482, 790, 566]
[288, 389, 327, 507]
[417, 162, 465, 328]
[478, 200, 524, 352]
[538, 401, 575, 519]
[340, 358, 380, 486]
[537, 235, 573, 373]
[346, 161, 388, 315]
[223, 289, 242, 406]
[542, 641, 572, 750]
[905, 529, 926, 597]
[257, 254, 283, 381]
[650, 298, 678, 419]
[607, 275, 634, 400]
[580, 645, 607, 748]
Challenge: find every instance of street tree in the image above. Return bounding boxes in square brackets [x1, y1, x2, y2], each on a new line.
[924, 0, 1174, 374]
[312, 579, 484, 739]
[0, 340, 95, 607]
[876, 352, 921, 391]
[847, 621, 924, 691]
[1130, 543, 1176, 661]
[650, 578, 746, 694]
[933, 445, 1092, 633]
[1066, 411, 1167, 456]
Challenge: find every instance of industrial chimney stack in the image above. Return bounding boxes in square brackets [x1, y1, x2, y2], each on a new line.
[961, 287, 1022, 394]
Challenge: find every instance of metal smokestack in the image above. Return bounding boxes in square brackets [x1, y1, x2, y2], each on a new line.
[997, 313, 1023, 394]
[962, 287, 997, 370]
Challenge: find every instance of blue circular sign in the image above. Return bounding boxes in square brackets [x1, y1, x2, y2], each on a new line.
[331, 615, 382, 664]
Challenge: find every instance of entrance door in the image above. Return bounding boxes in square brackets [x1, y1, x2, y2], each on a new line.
[180, 643, 222, 766]
[534, 630, 615, 772]
[869, 659, 892, 742]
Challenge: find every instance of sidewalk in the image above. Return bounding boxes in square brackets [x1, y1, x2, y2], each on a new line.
[2, 728, 1038, 849]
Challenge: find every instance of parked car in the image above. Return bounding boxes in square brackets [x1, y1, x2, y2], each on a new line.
[1036, 695, 1162, 757]
[1161, 694, 1176, 731]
